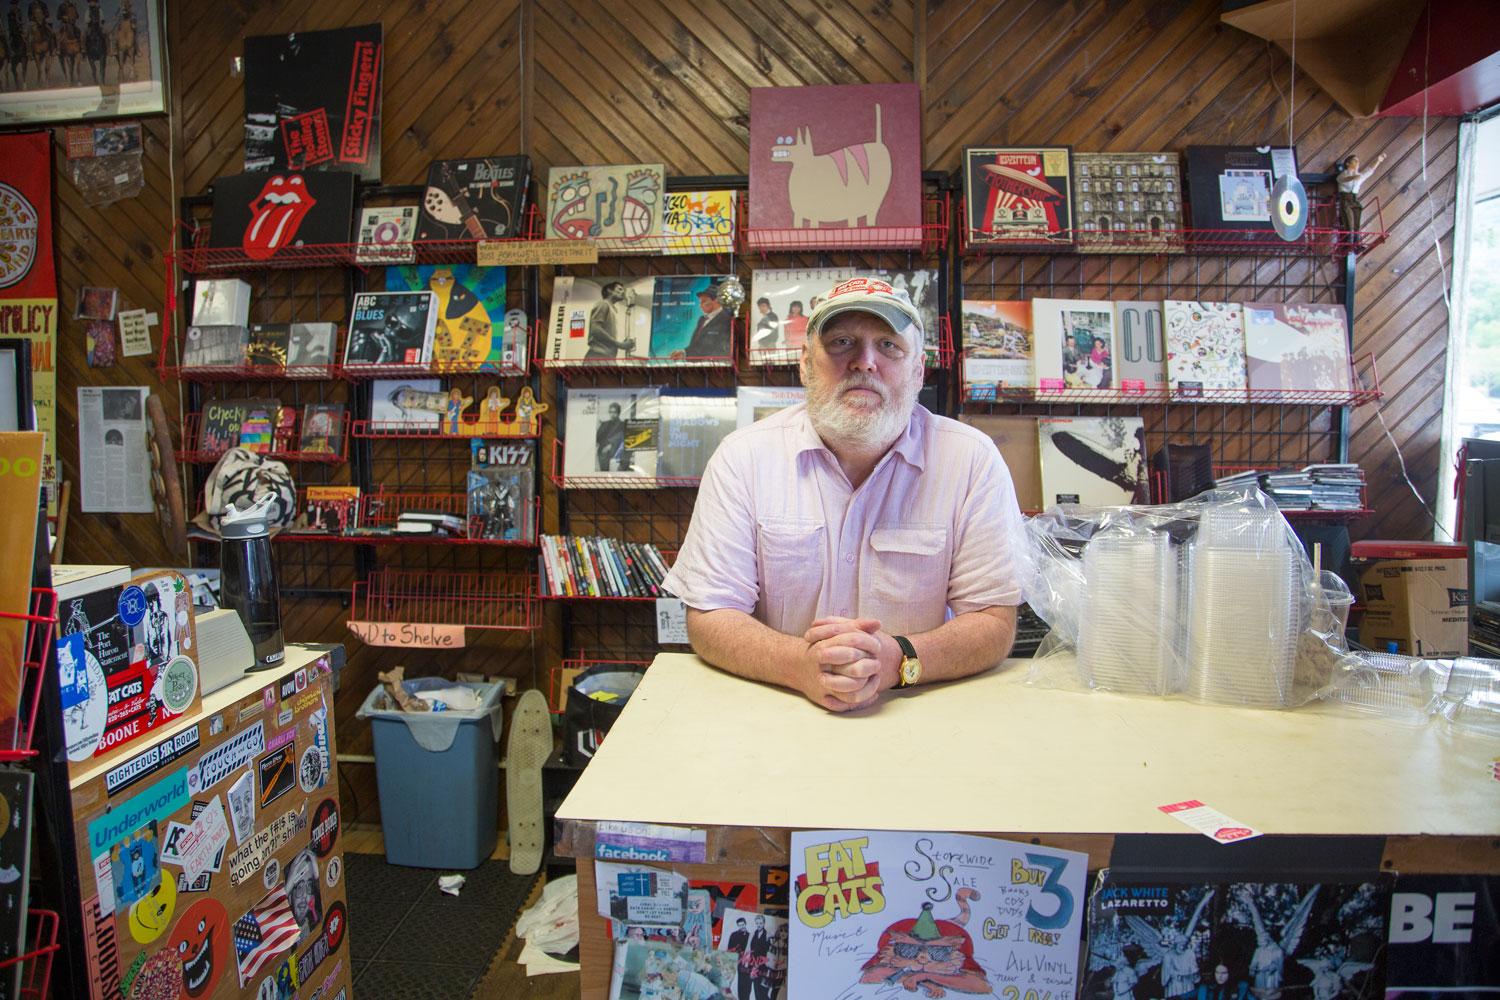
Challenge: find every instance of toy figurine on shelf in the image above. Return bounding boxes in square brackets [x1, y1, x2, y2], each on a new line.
[477, 386, 512, 435]
[445, 387, 475, 435]
[513, 386, 549, 435]
[1335, 152, 1385, 235]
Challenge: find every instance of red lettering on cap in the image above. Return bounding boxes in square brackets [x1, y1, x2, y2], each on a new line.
[830, 277, 894, 298]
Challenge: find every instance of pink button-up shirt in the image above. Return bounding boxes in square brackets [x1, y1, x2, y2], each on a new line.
[663, 403, 1031, 637]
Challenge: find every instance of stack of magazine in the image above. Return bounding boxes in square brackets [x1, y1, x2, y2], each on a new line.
[539, 536, 669, 598]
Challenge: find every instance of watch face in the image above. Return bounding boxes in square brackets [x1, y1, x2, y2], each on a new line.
[901, 659, 920, 685]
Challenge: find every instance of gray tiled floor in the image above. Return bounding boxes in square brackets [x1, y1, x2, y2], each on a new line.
[345, 852, 537, 997]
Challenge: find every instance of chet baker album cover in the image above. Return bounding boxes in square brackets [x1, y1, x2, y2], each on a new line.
[243, 24, 384, 181]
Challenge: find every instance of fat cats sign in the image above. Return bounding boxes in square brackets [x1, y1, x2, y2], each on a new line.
[748, 83, 923, 250]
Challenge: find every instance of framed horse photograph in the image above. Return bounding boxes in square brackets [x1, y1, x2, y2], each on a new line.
[0, 0, 165, 125]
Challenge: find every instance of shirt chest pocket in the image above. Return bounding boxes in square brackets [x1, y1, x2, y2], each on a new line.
[868, 525, 949, 603]
[758, 519, 826, 623]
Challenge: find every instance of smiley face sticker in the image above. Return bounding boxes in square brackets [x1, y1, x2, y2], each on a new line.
[128, 872, 177, 944]
[168, 897, 229, 998]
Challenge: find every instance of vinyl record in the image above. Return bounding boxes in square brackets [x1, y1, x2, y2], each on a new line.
[1272, 174, 1308, 241]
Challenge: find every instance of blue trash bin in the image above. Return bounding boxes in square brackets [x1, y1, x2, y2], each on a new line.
[357, 679, 505, 869]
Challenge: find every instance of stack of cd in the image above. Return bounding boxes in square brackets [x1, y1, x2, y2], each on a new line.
[1185, 538, 1300, 707]
[1077, 532, 1182, 695]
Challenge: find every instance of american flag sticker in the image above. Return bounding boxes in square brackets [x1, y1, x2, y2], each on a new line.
[233, 885, 302, 986]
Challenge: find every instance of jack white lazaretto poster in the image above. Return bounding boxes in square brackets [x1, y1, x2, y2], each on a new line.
[789, 830, 1087, 1000]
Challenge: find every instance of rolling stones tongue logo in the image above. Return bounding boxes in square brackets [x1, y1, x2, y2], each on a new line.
[243, 174, 317, 260]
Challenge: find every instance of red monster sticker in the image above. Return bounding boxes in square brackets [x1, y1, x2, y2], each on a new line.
[168, 897, 229, 998]
[243, 174, 317, 261]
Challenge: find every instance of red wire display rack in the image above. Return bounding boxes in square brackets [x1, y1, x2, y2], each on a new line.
[742, 314, 956, 369]
[359, 489, 540, 546]
[349, 412, 543, 441]
[546, 656, 652, 713]
[349, 569, 539, 632]
[742, 194, 950, 255]
[340, 355, 531, 381]
[156, 326, 347, 383]
[538, 541, 674, 600]
[960, 352, 1382, 409]
[536, 319, 742, 377]
[957, 196, 1388, 258]
[0, 909, 60, 999]
[549, 439, 702, 490]
[179, 408, 351, 465]
[0, 589, 56, 762]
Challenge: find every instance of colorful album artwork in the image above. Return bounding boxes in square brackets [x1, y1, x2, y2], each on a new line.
[544, 164, 665, 244]
[963, 146, 1074, 247]
[649, 275, 736, 362]
[243, 24, 384, 181]
[1164, 300, 1249, 398]
[961, 299, 1032, 396]
[1243, 302, 1352, 394]
[384, 265, 516, 369]
[417, 156, 532, 240]
[1032, 298, 1115, 392]
[208, 170, 356, 261]
[748, 83, 923, 248]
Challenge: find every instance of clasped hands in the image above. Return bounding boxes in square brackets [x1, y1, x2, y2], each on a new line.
[799, 616, 902, 713]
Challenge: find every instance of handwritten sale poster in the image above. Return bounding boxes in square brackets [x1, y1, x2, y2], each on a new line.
[789, 830, 1087, 1000]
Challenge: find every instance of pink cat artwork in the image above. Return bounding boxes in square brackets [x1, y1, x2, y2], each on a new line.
[858, 889, 991, 998]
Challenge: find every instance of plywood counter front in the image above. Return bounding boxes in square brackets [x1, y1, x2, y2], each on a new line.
[556, 653, 1500, 999]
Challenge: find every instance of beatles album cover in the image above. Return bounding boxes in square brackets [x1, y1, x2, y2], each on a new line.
[1083, 872, 1390, 1000]
[963, 146, 1074, 248]
[656, 390, 737, 480]
[960, 414, 1043, 511]
[748, 83, 923, 248]
[1032, 297, 1115, 392]
[563, 387, 660, 485]
[302, 486, 361, 534]
[1184, 145, 1298, 239]
[1243, 302, 1352, 394]
[547, 276, 656, 363]
[418, 156, 532, 240]
[356, 205, 417, 263]
[1164, 300, 1249, 398]
[661, 189, 737, 254]
[1073, 152, 1184, 251]
[747, 267, 856, 359]
[649, 275, 736, 362]
[1038, 415, 1146, 507]
[385, 265, 514, 369]
[208, 170, 357, 261]
[343, 291, 438, 367]
[961, 299, 1032, 396]
[245, 323, 290, 368]
[0, 769, 32, 1000]
[181, 324, 249, 369]
[1114, 300, 1168, 394]
[243, 23, 384, 181]
[286, 322, 338, 369]
[544, 163, 665, 244]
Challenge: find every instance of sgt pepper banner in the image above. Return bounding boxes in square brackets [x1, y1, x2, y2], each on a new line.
[0, 131, 59, 509]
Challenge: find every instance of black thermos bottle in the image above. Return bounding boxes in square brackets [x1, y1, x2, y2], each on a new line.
[219, 495, 285, 669]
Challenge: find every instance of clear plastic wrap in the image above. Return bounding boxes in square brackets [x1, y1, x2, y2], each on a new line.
[1023, 487, 1366, 708]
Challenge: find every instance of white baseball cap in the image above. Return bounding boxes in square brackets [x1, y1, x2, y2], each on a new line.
[806, 276, 923, 349]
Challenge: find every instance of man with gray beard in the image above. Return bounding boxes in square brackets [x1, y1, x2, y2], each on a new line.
[663, 277, 1031, 712]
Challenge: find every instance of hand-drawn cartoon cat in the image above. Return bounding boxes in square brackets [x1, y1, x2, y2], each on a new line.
[772, 102, 893, 229]
[859, 888, 991, 998]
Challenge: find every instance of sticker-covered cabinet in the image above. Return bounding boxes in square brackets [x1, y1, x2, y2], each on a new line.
[65, 646, 351, 1000]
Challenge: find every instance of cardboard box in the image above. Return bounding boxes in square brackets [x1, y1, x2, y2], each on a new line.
[1359, 556, 1469, 657]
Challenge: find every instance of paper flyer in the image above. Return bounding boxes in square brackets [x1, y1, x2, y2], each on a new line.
[789, 830, 1087, 1000]
[77, 386, 153, 512]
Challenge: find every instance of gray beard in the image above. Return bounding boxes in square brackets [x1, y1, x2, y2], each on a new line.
[801, 361, 921, 454]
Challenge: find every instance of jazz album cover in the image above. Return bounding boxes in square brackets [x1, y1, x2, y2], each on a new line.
[748, 83, 923, 248]
[1032, 297, 1115, 392]
[343, 291, 437, 367]
[418, 156, 532, 240]
[547, 276, 656, 363]
[960, 299, 1032, 395]
[385, 265, 512, 369]
[1073, 152, 1183, 251]
[563, 387, 660, 485]
[747, 267, 856, 359]
[1038, 415, 1146, 507]
[208, 170, 356, 261]
[1164, 300, 1249, 399]
[656, 391, 737, 480]
[963, 146, 1074, 248]
[960, 414, 1043, 511]
[544, 163, 664, 244]
[1243, 302, 1352, 394]
[243, 24, 384, 181]
[649, 275, 736, 363]
[1114, 300, 1168, 394]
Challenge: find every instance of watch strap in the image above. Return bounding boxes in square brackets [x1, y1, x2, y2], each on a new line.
[893, 635, 918, 688]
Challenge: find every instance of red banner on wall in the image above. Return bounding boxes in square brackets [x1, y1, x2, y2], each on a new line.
[0, 131, 56, 299]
